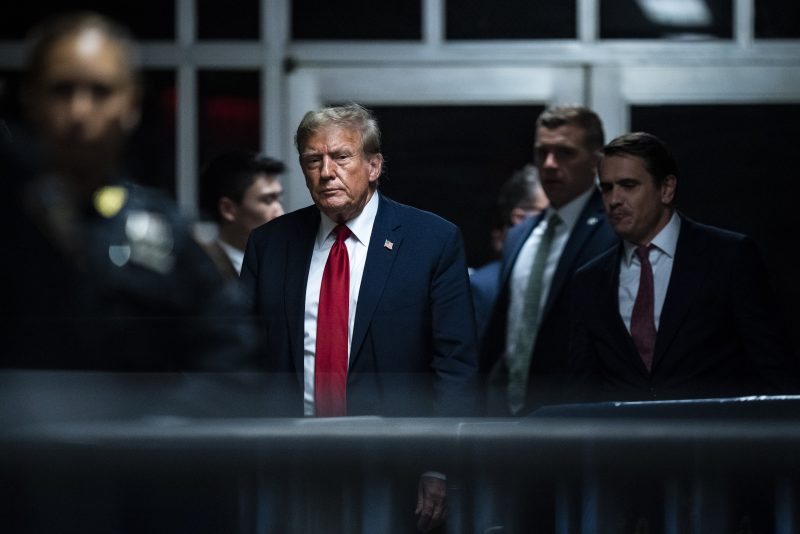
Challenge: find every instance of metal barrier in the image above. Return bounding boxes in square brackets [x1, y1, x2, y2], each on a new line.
[1, 372, 799, 533]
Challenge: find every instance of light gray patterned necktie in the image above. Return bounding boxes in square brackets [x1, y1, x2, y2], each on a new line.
[507, 212, 561, 414]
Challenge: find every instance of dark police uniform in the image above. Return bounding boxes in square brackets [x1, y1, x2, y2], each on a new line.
[1, 147, 255, 372]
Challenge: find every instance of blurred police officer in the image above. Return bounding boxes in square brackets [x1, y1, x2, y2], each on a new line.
[0, 12, 266, 533]
[0, 12, 254, 372]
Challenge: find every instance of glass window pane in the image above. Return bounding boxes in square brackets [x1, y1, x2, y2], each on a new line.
[446, 0, 575, 40]
[600, 0, 732, 39]
[630, 103, 800, 350]
[370, 105, 544, 268]
[127, 70, 177, 196]
[197, 0, 260, 40]
[0, 3, 174, 40]
[756, 0, 800, 38]
[292, 0, 422, 40]
[198, 70, 261, 174]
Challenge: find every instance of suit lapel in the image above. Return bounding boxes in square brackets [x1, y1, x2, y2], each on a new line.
[652, 216, 706, 371]
[349, 194, 402, 369]
[285, 207, 319, 381]
[544, 191, 606, 316]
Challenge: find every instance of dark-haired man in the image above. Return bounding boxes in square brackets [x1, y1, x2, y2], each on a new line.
[568, 131, 797, 402]
[199, 150, 285, 277]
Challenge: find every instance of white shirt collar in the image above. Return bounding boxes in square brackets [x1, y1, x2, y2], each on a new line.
[547, 187, 594, 231]
[316, 189, 380, 246]
[623, 210, 681, 265]
[216, 238, 245, 274]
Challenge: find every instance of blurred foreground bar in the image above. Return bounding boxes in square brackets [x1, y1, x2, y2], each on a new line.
[1, 372, 799, 533]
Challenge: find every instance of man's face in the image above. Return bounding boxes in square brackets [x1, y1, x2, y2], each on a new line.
[29, 29, 140, 174]
[299, 126, 382, 223]
[534, 124, 598, 208]
[599, 154, 676, 245]
[509, 184, 549, 226]
[230, 174, 284, 234]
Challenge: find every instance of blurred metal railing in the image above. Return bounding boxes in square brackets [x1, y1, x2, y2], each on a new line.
[1, 372, 799, 534]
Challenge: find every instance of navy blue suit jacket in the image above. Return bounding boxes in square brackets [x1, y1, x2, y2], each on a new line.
[480, 189, 617, 413]
[240, 193, 479, 416]
[469, 259, 501, 341]
[567, 215, 799, 403]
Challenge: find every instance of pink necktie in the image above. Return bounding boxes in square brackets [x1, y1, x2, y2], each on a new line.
[631, 245, 656, 372]
[315, 224, 351, 416]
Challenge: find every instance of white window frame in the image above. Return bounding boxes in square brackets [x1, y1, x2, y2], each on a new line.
[0, 0, 798, 215]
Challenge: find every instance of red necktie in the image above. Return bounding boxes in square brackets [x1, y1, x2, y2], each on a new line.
[630, 245, 656, 372]
[315, 224, 351, 416]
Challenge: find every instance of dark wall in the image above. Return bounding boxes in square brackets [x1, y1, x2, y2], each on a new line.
[373, 105, 544, 269]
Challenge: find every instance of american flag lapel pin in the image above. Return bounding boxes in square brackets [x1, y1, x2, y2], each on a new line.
[384, 239, 394, 250]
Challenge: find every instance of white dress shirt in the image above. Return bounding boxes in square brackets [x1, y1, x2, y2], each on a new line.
[618, 211, 681, 332]
[302, 191, 379, 416]
[217, 238, 244, 275]
[505, 187, 594, 361]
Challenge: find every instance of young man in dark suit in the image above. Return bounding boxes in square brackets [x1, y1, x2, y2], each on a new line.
[480, 105, 617, 415]
[198, 150, 285, 278]
[568, 131, 797, 402]
[240, 102, 479, 532]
